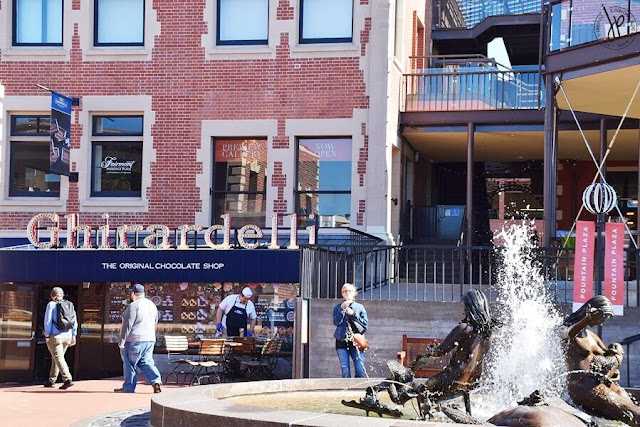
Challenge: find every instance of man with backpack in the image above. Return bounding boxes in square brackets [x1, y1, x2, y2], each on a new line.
[43, 287, 77, 389]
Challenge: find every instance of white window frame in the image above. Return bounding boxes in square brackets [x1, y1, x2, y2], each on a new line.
[8, 115, 62, 198]
[93, 0, 145, 46]
[12, 0, 63, 46]
[299, 0, 353, 44]
[78, 96, 155, 212]
[90, 116, 144, 198]
[217, 0, 268, 45]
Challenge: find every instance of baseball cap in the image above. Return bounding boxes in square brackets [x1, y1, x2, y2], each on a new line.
[242, 287, 253, 297]
[131, 283, 145, 294]
[51, 287, 64, 296]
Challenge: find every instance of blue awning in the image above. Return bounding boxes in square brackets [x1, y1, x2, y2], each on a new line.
[0, 248, 300, 283]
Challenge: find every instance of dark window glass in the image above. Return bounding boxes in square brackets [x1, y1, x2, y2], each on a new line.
[91, 142, 142, 196]
[300, 0, 353, 44]
[13, 0, 63, 46]
[297, 138, 352, 227]
[10, 142, 61, 197]
[217, 0, 268, 45]
[212, 138, 268, 227]
[94, 0, 144, 46]
[11, 116, 50, 136]
[92, 116, 143, 136]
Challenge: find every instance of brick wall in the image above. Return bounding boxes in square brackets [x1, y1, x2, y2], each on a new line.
[0, 0, 370, 230]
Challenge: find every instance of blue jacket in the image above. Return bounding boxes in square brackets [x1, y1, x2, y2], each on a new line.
[44, 300, 77, 338]
[333, 301, 368, 341]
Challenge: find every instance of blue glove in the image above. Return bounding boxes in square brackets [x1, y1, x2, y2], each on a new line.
[216, 323, 223, 332]
[246, 331, 253, 337]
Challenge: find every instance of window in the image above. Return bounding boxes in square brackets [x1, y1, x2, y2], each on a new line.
[300, 0, 352, 44]
[213, 138, 268, 227]
[91, 116, 143, 197]
[297, 138, 352, 227]
[217, 0, 268, 45]
[9, 116, 60, 197]
[94, 0, 144, 46]
[13, 0, 63, 46]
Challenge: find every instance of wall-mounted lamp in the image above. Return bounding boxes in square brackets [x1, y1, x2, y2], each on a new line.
[83, 282, 91, 289]
[414, 152, 420, 163]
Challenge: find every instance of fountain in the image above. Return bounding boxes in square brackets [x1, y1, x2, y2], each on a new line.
[480, 224, 565, 413]
[150, 223, 640, 426]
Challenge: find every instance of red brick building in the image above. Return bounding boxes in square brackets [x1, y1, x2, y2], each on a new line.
[0, 0, 429, 382]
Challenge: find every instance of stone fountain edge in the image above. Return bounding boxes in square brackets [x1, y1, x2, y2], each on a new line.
[150, 378, 469, 426]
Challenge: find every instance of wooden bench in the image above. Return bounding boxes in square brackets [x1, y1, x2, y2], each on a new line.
[396, 334, 472, 414]
[396, 334, 451, 377]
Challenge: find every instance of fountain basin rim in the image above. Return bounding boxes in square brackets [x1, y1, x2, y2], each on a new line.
[150, 378, 467, 426]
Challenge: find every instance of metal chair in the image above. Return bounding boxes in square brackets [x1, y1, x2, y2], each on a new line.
[163, 335, 198, 385]
[194, 338, 227, 385]
[225, 336, 256, 380]
[242, 337, 283, 380]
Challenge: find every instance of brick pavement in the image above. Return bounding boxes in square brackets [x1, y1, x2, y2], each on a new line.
[0, 377, 186, 427]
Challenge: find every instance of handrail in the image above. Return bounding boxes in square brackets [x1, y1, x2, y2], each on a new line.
[621, 333, 640, 387]
[300, 243, 640, 307]
[403, 67, 543, 112]
[408, 54, 510, 70]
[621, 334, 640, 345]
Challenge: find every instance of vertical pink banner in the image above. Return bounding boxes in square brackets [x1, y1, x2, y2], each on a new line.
[604, 222, 624, 315]
[573, 220, 595, 311]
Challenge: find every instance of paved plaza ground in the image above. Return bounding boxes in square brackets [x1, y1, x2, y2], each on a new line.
[0, 377, 187, 427]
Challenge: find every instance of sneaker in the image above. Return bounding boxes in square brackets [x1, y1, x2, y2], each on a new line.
[153, 383, 162, 393]
[59, 380, 74, 390]
[114, 388, 134, 393]
[43, 382, 55, 388]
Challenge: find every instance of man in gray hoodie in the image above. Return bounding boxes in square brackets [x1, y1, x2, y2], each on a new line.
[114, 283, 162, 393]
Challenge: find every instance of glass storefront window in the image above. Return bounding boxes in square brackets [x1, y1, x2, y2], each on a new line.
[10, 142, 61, 196]
[213, 138, 268, 227]
[91, 142, 142, 196]
[297, 137, 352, 227]
[95, 0, 144, 46]
[104, 282, 299, 346]
[9, 115, 60, 197]
[0, 287, 33, 371]
[217, 0, 269, 45]
[14, 0, 63, 46]
[11, 116, 50, 135]
[300, 0, 353, 43]
[92, 116, 143, 136]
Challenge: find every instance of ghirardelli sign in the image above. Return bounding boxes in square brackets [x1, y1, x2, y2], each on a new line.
[27, 213, 315, 250]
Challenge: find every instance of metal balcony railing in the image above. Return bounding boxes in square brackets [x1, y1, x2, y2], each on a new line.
[403, 59, 543, 112]
[300, 244, 640, 307]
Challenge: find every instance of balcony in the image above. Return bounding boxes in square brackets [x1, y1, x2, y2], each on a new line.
[403, 56, 543, 112]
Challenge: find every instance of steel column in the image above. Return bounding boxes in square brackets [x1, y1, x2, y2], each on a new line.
[595, 119, 607, 295]
[466, 123, 475, 247]
[543, 74, 558, 246]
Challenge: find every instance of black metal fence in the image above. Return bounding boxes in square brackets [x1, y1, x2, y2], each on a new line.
[300, 244, 640, 307]
[403, 67, 543, 112]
